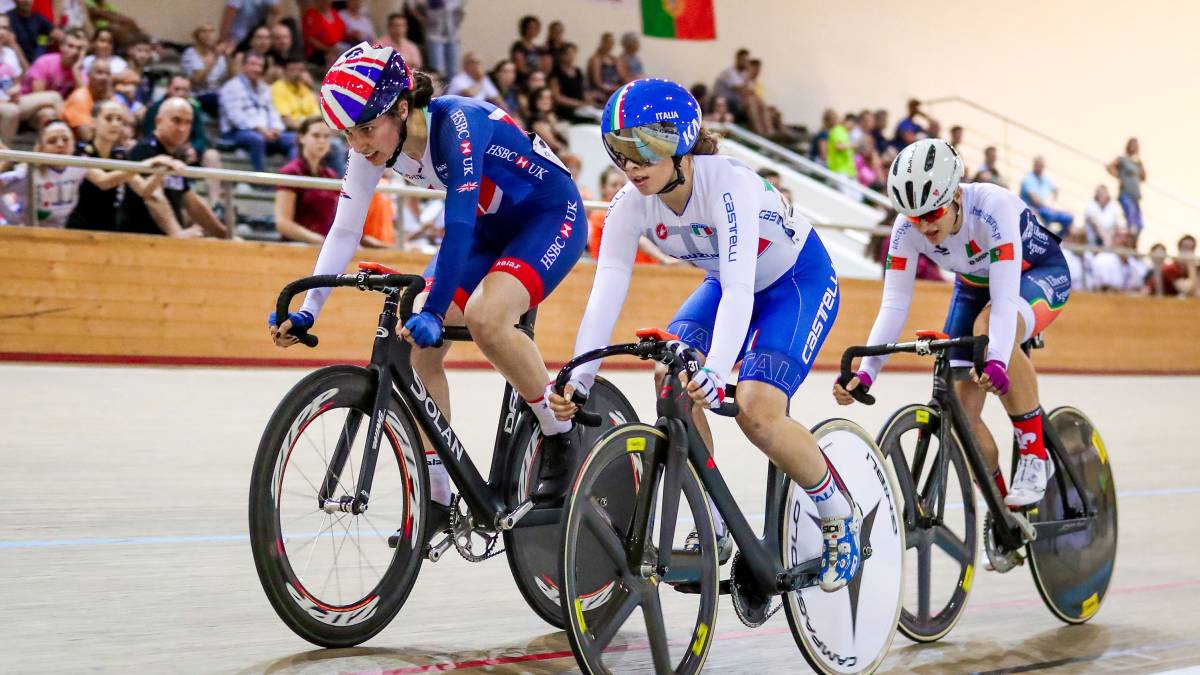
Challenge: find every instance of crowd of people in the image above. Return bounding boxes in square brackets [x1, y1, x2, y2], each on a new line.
[0, 2, 1192, 299]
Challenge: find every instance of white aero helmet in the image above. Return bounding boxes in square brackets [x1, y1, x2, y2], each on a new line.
[887, 139, 964, 217]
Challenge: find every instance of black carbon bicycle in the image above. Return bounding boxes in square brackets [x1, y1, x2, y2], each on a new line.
[249, 262, 639, 647]
[556, 329, 905, 675]
[839, 331, 1117, 643]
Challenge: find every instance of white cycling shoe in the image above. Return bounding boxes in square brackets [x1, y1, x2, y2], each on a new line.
[1004, 454, 1054, 508]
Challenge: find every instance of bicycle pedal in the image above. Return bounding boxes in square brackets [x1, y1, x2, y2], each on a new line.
[862, 545, 874, 561]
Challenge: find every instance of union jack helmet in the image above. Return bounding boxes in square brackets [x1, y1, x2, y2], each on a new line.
[320, 42, 413, 130]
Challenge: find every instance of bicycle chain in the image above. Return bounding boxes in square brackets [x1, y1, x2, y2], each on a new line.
[728, 552, 783, 628]
[448, 495, 505, 563]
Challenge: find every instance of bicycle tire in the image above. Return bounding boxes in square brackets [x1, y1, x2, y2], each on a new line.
[782, 418, 904, 675]
[1027, 406, 1117, 624]
[249, 366, 430, 647]
[561, 423, 719, 675]
[502, 376, 640, 629]
[877, 403, 977, 643]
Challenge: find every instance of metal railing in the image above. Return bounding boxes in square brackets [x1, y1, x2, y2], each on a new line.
[2, 148, 1190, 294]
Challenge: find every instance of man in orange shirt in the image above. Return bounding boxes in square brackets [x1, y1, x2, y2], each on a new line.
[61, 57, 115, 142]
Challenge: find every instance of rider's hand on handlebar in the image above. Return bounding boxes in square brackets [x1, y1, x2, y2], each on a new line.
[684, 367, 726, 410]
[972, 359, 1011, 396]
[401, 310, 444, 347]
[549, 385, 577, 421]
[268, 310, 314, 349]
[832, 371, 872, 405]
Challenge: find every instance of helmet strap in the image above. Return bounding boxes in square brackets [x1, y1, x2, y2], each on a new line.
[383, 104, 412, 169]
[656, 155, 686, 195]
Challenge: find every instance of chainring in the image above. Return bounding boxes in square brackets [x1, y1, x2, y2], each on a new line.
[449, 495, 504, 562]
[729, 552, 782, 628]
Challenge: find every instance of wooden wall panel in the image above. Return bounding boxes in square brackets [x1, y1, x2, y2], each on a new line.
[2, 228, 1197, 373]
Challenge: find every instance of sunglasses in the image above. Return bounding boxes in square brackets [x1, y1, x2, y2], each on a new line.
[905, 204, 949, 225]
[603, 123, 679, 168]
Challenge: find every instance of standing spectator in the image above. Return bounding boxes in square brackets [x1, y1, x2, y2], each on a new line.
[446, 51, 501, 106]
[83, 0, 143, 51]
[587, 32, 623, 100]
[301, 0, 344, 66]
[338, 0, 375, 45]
[121, 97, 227, 237]
[21, 28, 85, 116]
[268, 23, 302, 64]
[1083, 184, 1123, 247]
[7, 0, 51, 63]
[181, 24, 230, 118]
[61, 57, 113, 142]
[1020, 156, 1074, 235]
[1108, 137, 1146, 243]
[826, 111, 858, 192]
[490, 59, 521, 119]
[509, 14, 543, 81]
[423, 0, 466, 79]
[270, 56, 318, 131]
[143, 75, 225, 204]
[376, 12, 421, 69]
[218, 51, 294, 175]
[274, 115, 338, 244]
[82, 29, 127, 75]
[548, 42, 590, 121]
[894, 98, 929, 138]
[973, 145, 1006, 186]
[218, 0, 281, 52]
[618, 31, 643, 82]
[587, 165, 673, 264]
[0, 120, 86, 227]
[67, 100, 145, 232]
[810, 108, 835, 162]
[870, 108, 890, 157]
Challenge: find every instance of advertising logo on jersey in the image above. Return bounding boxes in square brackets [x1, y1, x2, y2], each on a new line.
[722, 192, 739, 262]
[450, 109, 474, 176]
[485, 144, 549, 180]
[540, 200, 579, 269]
[970, 206, 1001, 241]
[801, 274, 839, 364]
[459, 140, 471, 156]
[655, 223, 668, 240]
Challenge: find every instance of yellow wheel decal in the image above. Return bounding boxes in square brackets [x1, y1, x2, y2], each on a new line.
[626, 436, 646, 453]
[962, 564, 974, 592]
[691, 622, 709, 656]
[1092, 430, 1108, 465]
[1081, 592, 1099, 619]
[916, 409, 930, 424]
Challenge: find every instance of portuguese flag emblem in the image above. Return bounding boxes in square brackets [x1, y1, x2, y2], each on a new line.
[886, 255, 908, 271]
[642, 0, 716, 40]
[990, 242, 1015, 262]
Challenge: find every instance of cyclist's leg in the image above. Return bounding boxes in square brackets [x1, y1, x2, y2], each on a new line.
[944, 277, 1003, 484]
[665, 275, 723, 457]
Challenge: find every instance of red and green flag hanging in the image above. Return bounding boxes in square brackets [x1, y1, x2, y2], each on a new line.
[641, 0, 716, 40]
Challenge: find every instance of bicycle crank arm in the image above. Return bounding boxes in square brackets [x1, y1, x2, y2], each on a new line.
[1031, 516, 1092, 539]
[778, 556, 822, 592]
[497, 500, 534, 530]
[426, 533, 454, 562]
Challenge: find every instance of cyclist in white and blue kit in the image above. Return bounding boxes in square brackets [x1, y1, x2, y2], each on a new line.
[549, 79, 861, 592]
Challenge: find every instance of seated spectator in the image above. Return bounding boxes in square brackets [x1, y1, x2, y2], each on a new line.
[447, 51, 502, 106]
[490, 59, 521, 120]
[518, 68, 546, 120]
[0, 12, 33, 144]
[588, 165, 673, 264]
[892, 118, 920, 153]
[870, 108, 890, 156]
[123, 36, 157, 107]
[274, 115, 339, 244]
[218, 51, 294, 175]
[270, 57, 317, 131]
[0, 120, 87, 227]
[233, 26, 277, 82]
[855, 137, 885, 192]
[548, 42, 592, 121]
[895, 98, 929, 138]
[301, 0, 345, 66]
[587, 32, 623, 101]
[67, 99, 147, 232]
[83, 0, 144, 51]
[509, 14, 544, 82]
[361, 175, 397, 249]
[143, 75, 224, 204]
[21, 28, 87, 99]
[1060, 225, 1091, 288]
[218, 0, 281, 53]
[181, 24, 231, 118]
[848, 111, 868, 146]
[1090, 230, 1144, 293]
[745, 57, 783, 138]
[1144, 242, 1186, 296]
[376, 12, 421, 69]
[7, 0, 52, 64]
[62, 57, 114, 141]
[618, 32, 643, 82]
[268, 23, 302, 64]
[826, 112, 858, 194]
[121, 97, 227, 237]
[112, 69, 146, 122]
[712, 49, 748, 118]
[338, 0, 375, 45]
[543, 20, 566, 63]
[82, 29, 127, 76]
[973, 145, 1006, 187]
[1019, 156, 1073, 235]
[527, 86, 572, 157]
[757, 167, 781, 190]
[1083, 184, 1123, 247]
[1176, 234, 1198, 297]
[810, 108, 834, 161]
[708, 95, 734, 124]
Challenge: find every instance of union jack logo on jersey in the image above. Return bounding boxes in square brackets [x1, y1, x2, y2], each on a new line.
[457, 182, 479, 192]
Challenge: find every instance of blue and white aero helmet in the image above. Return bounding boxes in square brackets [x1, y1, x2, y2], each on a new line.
[600, 78, 702, 166]
[887, 139, 964, 217]
[320, 42, 413, 130]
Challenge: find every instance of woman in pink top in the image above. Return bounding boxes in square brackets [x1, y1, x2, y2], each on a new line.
[274, 116, 340, 244]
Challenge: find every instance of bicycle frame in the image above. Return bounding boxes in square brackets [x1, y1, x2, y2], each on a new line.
[280, 271, 537, 532]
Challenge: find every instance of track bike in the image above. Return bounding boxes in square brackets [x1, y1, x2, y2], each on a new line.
[249, 262, 639, 647]
[556, 329, 905, 674]
[839, 331, 1117, 642]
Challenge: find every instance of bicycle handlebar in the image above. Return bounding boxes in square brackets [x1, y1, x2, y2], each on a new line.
[553, 337, 740, 421]
[274, 272, 472, 348]
[838, 335, 989, 406]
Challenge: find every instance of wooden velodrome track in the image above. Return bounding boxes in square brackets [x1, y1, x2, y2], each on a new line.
[3, 363, 1199, 674]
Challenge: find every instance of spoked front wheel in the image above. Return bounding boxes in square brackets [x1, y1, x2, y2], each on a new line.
[877, 404, 977, 643]
[781, 419, 905, 675]
[561, 423, 719, 675]
[1026, 406, 1118, 624]
[248, 366, 430, 647]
